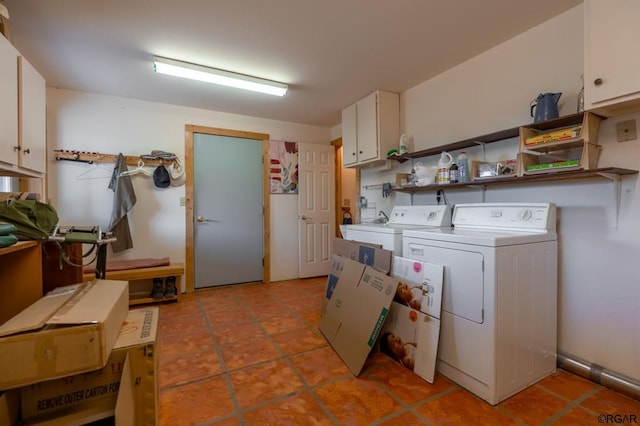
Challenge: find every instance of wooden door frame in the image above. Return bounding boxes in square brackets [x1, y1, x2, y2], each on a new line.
[184, 125, 271, 293]
[332, 136, 359, 236]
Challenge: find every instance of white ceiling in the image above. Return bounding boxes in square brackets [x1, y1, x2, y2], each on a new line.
[4, 0, 582, 128]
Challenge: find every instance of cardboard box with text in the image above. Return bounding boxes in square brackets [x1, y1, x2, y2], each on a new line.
[0, 280, 129, 390]
[20, 307, 159, 426]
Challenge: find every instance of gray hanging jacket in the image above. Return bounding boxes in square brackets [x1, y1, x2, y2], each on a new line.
[108, 153, 137, 252]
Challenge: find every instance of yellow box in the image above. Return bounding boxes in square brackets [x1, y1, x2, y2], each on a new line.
[525, 126, 582, 146]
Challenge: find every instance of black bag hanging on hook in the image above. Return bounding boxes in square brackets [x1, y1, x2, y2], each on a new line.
[342, 211, 353, 225]
[153, 165, 170, 188]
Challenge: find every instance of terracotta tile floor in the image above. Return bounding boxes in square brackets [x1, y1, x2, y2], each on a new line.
[157, 277, 640, 425]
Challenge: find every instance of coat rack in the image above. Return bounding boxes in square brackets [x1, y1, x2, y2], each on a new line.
[53, 150, 176, 167]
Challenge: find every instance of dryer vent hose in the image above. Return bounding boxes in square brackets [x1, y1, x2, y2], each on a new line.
[558, 352, 640, 401]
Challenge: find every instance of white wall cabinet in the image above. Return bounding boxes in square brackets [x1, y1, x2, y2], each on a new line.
[19, 56, 47, 173]
[584, 0, 640, 111]
[0, 34, 46, 176]
[0, 33, 19, 170]
[341, 90, 399, 168]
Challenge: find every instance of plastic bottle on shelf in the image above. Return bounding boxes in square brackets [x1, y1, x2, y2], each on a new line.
[456, 152, 470, 183]
[399, 134, 408, 155]
[449, 162, 459, 183]
[437, 152, 452, 184]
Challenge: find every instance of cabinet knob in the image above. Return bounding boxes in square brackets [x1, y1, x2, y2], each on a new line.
[23, 149, 31, 154]
[352, 152, 356, 156]
[359, 150, 363, 154]
[593, 78, 603, 86]
[13, 146, 20, 152]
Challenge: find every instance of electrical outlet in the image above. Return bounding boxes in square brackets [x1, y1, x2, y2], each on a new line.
[616, 119, 637, 142]
[179, 197, 185, 206]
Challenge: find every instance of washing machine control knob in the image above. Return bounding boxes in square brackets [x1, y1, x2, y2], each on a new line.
[520, 209, 533, 221]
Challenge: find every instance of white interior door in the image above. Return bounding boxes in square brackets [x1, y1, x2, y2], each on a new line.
[298, 143, 335, 278]
[193, 133, 264, 288]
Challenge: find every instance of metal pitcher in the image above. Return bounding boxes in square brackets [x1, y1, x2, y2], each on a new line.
[530, 92, 561, 123]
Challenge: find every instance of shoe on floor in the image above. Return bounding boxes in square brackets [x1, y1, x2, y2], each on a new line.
[151, 278, 164, 299]
[164, 276, 177, 298]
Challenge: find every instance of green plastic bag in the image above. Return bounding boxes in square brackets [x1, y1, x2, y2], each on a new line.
[0, 200, 59, 240]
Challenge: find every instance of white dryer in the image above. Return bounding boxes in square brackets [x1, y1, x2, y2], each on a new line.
[402, 203, 558, 405]
[344, 205, 451, 256]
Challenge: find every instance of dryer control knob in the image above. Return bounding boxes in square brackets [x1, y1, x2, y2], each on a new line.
[520, 209, 533, 221]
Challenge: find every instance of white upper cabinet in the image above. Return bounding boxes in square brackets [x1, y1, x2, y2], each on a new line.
[0, 34, 19, 170]
[19, 56, 47, 173]
[341, 90, 399, 168]
[584, 0, 640, 110]
[0, 34, 46, 176]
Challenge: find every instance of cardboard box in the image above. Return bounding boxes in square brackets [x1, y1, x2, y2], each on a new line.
[319, 255, 399, 376]
[333, 238, 392, 273]
[323, 240, 392, 312]
[0, 390, 20, 426]
[378, 303, 442, 383]
[378, 257, 444, 383]
[0, 280, 129, 390]
[20, 307, 159, 426]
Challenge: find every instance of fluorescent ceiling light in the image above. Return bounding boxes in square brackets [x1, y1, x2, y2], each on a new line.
[153, 56, 288, 97]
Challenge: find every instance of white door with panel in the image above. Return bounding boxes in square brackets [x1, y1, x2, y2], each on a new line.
[193, 133, 264, 288]
[298, 143, 335, 278]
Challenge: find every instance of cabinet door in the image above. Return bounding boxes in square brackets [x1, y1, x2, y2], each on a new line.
[356, 92, 378, 163]
[341, 103, 358, 166]
[0, 34, 19, 168]
[585, 0, 640, 107]
[19, 56, 46, 173]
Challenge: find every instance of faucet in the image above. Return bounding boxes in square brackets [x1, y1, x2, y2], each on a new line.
[378, 210, 389, 223]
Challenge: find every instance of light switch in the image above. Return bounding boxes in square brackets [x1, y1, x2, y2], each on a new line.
[616, 119, 637, 142]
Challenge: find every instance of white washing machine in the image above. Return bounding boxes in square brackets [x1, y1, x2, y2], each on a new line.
[402, 203, 558, 405]
[344, 205, 451, 256]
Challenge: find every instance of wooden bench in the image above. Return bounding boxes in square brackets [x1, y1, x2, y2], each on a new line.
[83, 263, 184, 306]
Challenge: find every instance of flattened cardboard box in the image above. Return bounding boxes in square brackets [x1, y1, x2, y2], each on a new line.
[21, 307, 159, 426]
[319, 255, 399, 376]
[333, 238, 391, 273]
[323, 239, 393, 313]
[0, 280, 129, 390]
[377, 257, 444, 384]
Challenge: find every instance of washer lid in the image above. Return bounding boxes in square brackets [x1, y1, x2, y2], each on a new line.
[403, 227, 557, 246]
[346, 223, 435, 235]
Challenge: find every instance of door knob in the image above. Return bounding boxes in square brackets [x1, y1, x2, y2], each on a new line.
[196, 216, 206, 223]
[299, 215, 310, 220]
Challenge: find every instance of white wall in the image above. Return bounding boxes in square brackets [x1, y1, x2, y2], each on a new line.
[46, 88, 332, 283]
[361, 4, 640, 382]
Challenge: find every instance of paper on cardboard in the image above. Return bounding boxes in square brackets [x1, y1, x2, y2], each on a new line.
[378, 302, 441, 383]
[378, 257, 444, 383]
[20, 307, 159, 426]
[391, 257, 444, 318]
[0, 280, 129, 391]
[319, 255, 399, 376]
